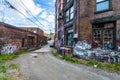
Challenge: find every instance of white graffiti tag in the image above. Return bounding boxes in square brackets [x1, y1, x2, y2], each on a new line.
[1, 44, 17, 54]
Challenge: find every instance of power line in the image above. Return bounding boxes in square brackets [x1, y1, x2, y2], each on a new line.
[20, 0, 47, 29]
[4, 0, 47, 31]
[1, 0, 55, 31]
[9, 5, 47, 31]
[11, 0, 53, 30]
[16, 9, 46, 31]
[18, 0, 55, 31]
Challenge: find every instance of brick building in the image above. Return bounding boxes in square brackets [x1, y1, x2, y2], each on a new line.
[55, 0, 120, 50]
[0, 22, 47, 54]
[55, 0, 78, 50]
[21, 27, 44, 36]
[21, 27, 46, 47]
[55, 0, 64, 48]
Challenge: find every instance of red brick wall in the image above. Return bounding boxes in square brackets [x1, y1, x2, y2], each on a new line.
[0, 22, 47, 54]
[79, 17, 92, 44]
[21, 27, 44, 36]
[77, 0, 94, 44]
[94, 0, 120, 19]
[77, 0, 120, 45]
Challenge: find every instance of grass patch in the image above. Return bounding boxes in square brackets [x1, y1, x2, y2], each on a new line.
[0, 74, 8, 80]
[0, 48, 28, 80]
[0, 48, 28, 61]
[8, 64, 18, 69]
[0, 66, 6, 73]
[53, 52, 120, 73]
[0, 54, 18, 61]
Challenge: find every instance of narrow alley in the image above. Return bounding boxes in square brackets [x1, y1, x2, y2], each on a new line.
[13, 42, 120, 80]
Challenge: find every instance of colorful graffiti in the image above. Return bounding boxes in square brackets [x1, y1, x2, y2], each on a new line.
[1, 44, 19, 54]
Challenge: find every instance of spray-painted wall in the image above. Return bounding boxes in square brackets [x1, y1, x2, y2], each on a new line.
[1, 44, 18, 54]
[0, 39, 21, 54]
[0, 22, 47, 54]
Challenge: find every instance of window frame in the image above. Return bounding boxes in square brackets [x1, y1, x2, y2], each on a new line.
[70, 6, 74, 20]
[65, 5, 74, 23]
[95, 0, 111, 12]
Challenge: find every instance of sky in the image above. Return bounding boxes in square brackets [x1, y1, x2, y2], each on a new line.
[0, 0, 55, 33]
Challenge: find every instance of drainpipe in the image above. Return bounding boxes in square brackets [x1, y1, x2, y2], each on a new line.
[77, 0, 80, 41]
[73, 0, 78, 46]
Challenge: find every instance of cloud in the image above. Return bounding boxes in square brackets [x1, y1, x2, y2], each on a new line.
[20, 0, 43, 16]
[40, 11, 55, 23]
[5, 0, 43, 18]
[40, 11, 48, 19]
[47, 15, 55, 23]
[39, 11, 55, 33]
[53, 0, 55, 2]
[0, 0, 55, 33]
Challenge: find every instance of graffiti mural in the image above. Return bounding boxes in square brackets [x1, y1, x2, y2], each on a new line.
[73, 41, 120, 63]
[1, 44, 19, 54]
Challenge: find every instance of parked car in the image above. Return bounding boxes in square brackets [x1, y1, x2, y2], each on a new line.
[49, 41, 54, 47]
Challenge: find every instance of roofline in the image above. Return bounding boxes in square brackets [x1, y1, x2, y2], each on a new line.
[0, 22, 38, 35]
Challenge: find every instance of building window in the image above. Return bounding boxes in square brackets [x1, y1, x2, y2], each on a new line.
[96, 0, 110, 12]
[70, 6, 74, 20]
[65, 5, 74, 22]
[65, 10, 69, 22]
[66, 29, 73, 46]
[92, 22, 115, 50]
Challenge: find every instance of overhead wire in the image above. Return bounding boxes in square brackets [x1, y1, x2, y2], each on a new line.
[2, 0, 55, 31]
[19, 0, 48, 30]
[15, 8, 46, 31]
[5, 0, 47, 31]
[14, 0, 55, 31]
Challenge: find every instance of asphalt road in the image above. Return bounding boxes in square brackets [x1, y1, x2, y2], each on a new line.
[14, 43, 120, 80]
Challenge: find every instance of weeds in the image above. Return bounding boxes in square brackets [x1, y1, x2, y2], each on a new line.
[0, 48, 28, 80]
[8, 64, 17, 69]
[53, 52, 120, 73]
[0, 66, 6, 73]
[0, 74, 8, 80]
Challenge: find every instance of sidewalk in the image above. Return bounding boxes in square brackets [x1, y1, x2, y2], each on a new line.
[33, 44, 52, 53]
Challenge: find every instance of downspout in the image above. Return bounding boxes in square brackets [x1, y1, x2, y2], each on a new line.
[73, 0, 79, 46]
[78, 0, 80, 41]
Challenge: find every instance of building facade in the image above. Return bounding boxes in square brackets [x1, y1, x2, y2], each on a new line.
[55, 0, 64, 48]
[55, 0, 79, 51]
[0, 22, 47, 54]
[55, 0, 120, 50]
[21, 27, 44, 36]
